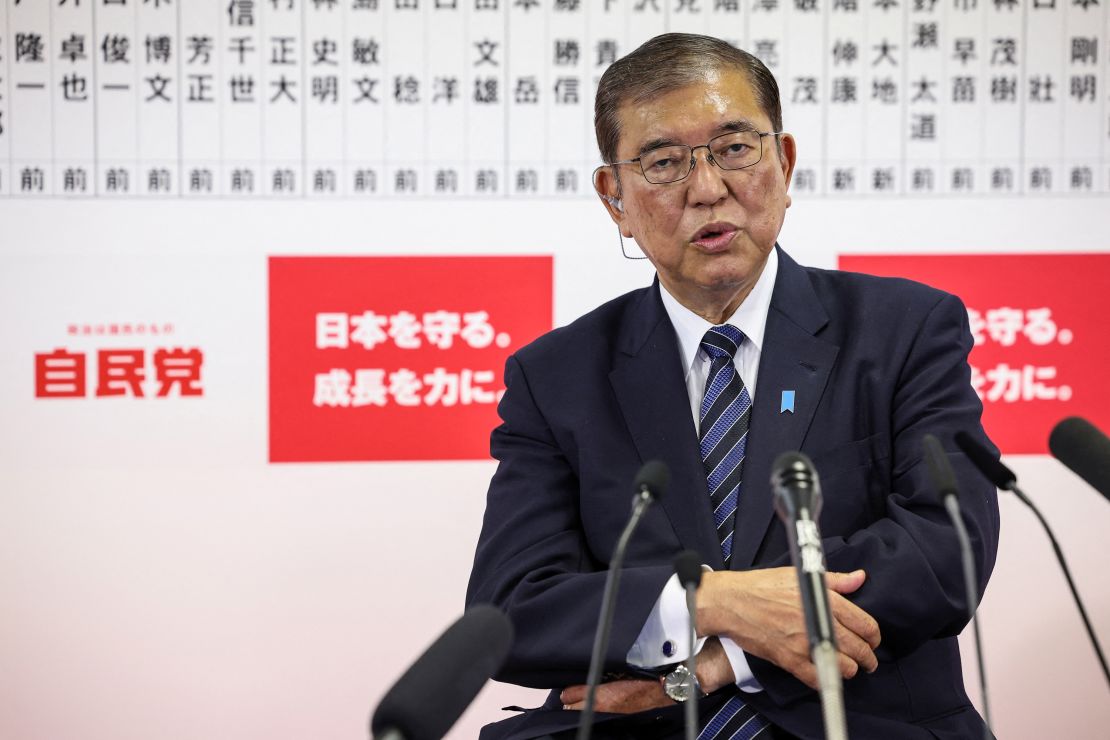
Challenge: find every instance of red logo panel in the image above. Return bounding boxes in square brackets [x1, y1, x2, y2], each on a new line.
[268, 256, 553, 462]
[34, 322, 204, 400]
[838, 253, 1110, 454]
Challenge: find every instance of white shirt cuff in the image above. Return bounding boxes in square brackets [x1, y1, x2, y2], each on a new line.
[626, 568, 763, 694]
[626, 573, 708, 667]
[719, 637, 764, 693]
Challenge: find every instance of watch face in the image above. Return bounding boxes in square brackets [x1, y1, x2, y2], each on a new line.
[664, 665, 695, 702]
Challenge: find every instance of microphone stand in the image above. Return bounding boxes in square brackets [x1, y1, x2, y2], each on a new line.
[683, 577, 699, 740]
[1004, 482, 1110, 689]
[941, 493, 991, 740]
[811, 641, 847, 740]
[576, 488, 654, 740]
[772, 453, 848, 740]
[955, 429, 1110, 692]
[926, 434, 992, 740]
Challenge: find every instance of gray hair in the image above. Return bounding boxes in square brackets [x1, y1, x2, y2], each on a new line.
[594, 33, 783, 165]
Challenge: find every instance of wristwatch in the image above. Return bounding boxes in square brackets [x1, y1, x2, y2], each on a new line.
[662, 663, 704, 703]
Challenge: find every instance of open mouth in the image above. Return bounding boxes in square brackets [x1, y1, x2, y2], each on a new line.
[691, 223, 739, 249]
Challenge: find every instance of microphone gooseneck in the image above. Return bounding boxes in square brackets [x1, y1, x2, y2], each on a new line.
[576, 460, 669, 740]
[922, 434, 991, 740]
[771, 451, 848, 740]
[674, 549, 704, 740]
[955, 430, 1110, 690]
[370, 604, 514, 740]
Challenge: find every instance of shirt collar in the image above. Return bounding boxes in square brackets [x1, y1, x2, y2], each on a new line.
[658, 247, 778, 376]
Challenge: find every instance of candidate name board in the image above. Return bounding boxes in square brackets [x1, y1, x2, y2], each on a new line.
[1, 0, 1107, 198]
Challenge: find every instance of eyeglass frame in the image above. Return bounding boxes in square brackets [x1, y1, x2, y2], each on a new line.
[603, 130, 787, 185]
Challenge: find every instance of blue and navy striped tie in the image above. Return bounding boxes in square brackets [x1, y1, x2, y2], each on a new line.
[696, 325, 770, 740]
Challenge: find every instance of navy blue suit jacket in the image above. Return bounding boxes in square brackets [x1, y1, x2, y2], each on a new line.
[466, 247, 1000, 739]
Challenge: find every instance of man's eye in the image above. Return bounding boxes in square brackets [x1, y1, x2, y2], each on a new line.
[649, 158, 674, 169]
[723, 144, 749, 155]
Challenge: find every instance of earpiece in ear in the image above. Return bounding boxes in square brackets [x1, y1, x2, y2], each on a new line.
[602, 195, 624, 213]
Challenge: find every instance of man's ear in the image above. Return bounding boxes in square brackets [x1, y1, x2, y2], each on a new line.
[593, 166, 629, 232]
[778, 133, 797, 209]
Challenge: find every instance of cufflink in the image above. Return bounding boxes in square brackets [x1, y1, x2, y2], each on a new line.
[662, 640, 675, 658]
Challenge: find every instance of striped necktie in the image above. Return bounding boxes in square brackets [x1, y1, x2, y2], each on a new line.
[698, 324, 752, 565]
[696, 325, 770, 740]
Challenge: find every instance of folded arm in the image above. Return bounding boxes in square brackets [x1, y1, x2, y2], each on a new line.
[465, 354, 674, 688]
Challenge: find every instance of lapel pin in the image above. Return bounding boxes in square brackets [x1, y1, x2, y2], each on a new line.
[780, 390, 796, 414]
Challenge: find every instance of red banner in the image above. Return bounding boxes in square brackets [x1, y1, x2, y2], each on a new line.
[269, 256, 553, 462]
[837, 253, 1110, 454]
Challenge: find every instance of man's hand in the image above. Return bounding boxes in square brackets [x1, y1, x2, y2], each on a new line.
[559, 677, 670, 714]
[697, 567, 881, 690]
[691, 636, 737, 695]
[560, 638, 737, 713]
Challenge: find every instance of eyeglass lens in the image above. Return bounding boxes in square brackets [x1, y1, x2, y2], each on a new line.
[639, 131, 764, 184]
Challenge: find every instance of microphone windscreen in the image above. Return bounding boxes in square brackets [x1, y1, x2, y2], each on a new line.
[635, 460, 670, 500]
[954, 430, 1015, 490]
[771, 450, 812, 480]
[673, 550, 703, 589]
[771, 450, 821, 520]
[370, 605, 513, 740]
[923, 434, 959, 499]
[1049, 417, 1110, 502]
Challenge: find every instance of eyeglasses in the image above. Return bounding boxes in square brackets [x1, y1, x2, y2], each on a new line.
[607, 130, 784, 185]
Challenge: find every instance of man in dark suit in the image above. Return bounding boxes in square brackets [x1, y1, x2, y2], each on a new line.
[466, 33, 999, 740]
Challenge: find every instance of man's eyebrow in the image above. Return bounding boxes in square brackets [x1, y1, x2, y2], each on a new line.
[633, 120, 761, 156]
[716, 119, 759, 134]
[635, 137, 682, 156]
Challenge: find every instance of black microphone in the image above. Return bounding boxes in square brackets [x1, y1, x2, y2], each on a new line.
[771, 452, 847, 740]
[953, 430, 1015, 490]
[922, 434, 991, 740]
[674, 550, 703, 740]
[635, 460, 671, 502]
[370, 604, 514, 740]
[1049, 417, 1110, 502]
[576, 460, 669, 740]
[674, 550, 703, 590]
[955, 429, 1110, 690]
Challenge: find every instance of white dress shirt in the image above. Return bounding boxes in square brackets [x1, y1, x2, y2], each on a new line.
[624, 247, 779, 694]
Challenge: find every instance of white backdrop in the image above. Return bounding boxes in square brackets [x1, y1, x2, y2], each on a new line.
[2, 198, 1109, 739]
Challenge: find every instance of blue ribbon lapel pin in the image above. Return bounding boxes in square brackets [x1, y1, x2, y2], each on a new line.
[780, 390, 796, 414]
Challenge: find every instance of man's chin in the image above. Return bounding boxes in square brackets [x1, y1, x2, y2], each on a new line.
[691, 263, 761, 292]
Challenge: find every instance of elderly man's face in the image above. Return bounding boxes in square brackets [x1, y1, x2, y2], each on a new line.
[598, 68, 796, 317]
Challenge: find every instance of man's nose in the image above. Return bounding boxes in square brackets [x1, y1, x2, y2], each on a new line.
[686, 146, 728, 207]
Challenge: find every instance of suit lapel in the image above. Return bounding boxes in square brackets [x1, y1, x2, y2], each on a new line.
[609, 282, 725, 570]
[729, 248, 840, 570]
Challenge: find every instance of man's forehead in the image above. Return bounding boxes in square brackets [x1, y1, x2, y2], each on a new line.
[614, 71, 769, 152]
